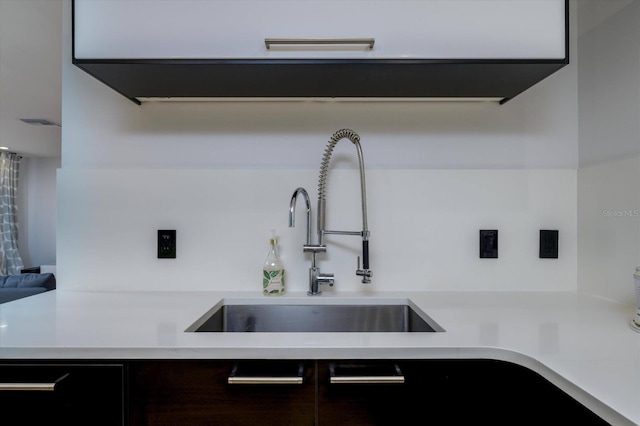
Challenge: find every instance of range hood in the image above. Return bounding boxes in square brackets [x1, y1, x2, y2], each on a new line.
[72, 0, 569, 105]
[72, 59, 568, 105]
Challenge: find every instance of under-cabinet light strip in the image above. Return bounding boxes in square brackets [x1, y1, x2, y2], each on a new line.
[136, 97, 503, 103]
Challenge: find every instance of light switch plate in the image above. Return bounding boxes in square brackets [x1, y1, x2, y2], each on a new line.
[539, 230, 558, 259]
[158, 230, 176, 259]
[479, 230, 498, 258]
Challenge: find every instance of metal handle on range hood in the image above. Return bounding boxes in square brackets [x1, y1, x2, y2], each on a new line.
[265, 38, 375, 49]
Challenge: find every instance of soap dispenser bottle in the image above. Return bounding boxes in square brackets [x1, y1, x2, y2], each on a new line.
[263, 230, 285, 296]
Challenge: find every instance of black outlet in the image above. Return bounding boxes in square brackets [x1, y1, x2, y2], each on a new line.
[479, 230, 498, 258]
[158, 230, 176, 259]
[540, 230, 558, 259]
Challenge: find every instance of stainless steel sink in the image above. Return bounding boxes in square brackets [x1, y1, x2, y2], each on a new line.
[186, 301, 444, 333]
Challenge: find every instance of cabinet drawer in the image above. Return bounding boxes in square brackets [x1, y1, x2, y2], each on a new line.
[0, 363, 124, 425]
[74, 0, 565, 60]
[129, 360, 315, 426]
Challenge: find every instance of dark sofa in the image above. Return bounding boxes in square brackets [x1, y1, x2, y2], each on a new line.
[0, 273, 56, 304]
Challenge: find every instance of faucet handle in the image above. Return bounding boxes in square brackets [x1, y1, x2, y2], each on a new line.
[308, 267, 333, 296]
[356, 257, 372, 284]
[317, 272, 334, 287]
[304, 244, 327, 254]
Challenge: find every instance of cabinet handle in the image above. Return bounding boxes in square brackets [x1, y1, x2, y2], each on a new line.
[228, 364, 304, 385]
[329, 364, 404, 384]
[265, 38, 375, 49]
[0, 373, 69, 391]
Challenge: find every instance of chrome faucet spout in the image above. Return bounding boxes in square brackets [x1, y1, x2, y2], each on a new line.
[289, 187, 330, 295]
[289, 187, 312, 246]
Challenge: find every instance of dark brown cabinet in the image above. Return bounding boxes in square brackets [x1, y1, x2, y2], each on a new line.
[317, 360, 609, 425]
[317, 361, 449, 425]
[128, 359, 609, 426]
[0, 359, 609, 425]
[128, 360, 315, 425]
[0, 362, 124, 425]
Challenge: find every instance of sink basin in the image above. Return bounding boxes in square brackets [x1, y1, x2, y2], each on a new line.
[186, 300, 444, 333]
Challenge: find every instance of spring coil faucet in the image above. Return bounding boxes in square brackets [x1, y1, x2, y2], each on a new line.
[289, 129, 372, 296]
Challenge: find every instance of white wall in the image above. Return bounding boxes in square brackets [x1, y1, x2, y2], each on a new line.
[59, 0, 579, 293]
[0, 0, 62, 158]
[18, 156, 59, 268]
[577, 1, 640, 303]
[578, 158, 639, 302]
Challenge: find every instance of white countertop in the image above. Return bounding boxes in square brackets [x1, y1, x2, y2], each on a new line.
[0, 290, 638, 425]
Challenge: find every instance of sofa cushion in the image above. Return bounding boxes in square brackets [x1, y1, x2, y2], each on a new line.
[0, 288, 48, 304]
[0, 273, 56, 291]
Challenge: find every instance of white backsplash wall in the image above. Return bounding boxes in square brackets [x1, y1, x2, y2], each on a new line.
[57, 168, 576, 292]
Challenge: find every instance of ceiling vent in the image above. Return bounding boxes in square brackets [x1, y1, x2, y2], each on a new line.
[19, 118, 61, 127]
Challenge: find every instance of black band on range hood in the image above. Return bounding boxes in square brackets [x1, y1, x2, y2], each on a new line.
[71, 59, 568, 105]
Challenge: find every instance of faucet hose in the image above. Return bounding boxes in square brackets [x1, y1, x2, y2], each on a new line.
[317, 129, 369, 235]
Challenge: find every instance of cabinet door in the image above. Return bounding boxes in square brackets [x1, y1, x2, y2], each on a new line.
[129, 360, 315, 426]
[317, 361, 457, 425]
[74, 0, 565, 60]
[0, 363, 124, 426]
[317, 360, 608, 426]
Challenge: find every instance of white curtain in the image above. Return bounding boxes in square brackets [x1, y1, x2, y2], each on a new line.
[0, 152, 23, 274]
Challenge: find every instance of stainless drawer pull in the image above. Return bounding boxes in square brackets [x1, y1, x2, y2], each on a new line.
[329, 364, 404, 384]
[228, 376, 303, 385]
[265, 38, 375, 49]
[228, 364, 304, 385]
[0, 373, 69, 391]
[330, 375, 405, 384]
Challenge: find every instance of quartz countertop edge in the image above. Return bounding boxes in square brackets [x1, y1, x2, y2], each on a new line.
[0, 290, 638, 425]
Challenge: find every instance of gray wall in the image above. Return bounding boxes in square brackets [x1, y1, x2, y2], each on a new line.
[577, 0, 640, 303]
[18, 157, 59, 268]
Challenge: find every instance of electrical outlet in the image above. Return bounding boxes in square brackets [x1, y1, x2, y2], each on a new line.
[539, 230, 558, 259]
[158, 230, 176, 259]
[479, 230, 498, 258]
